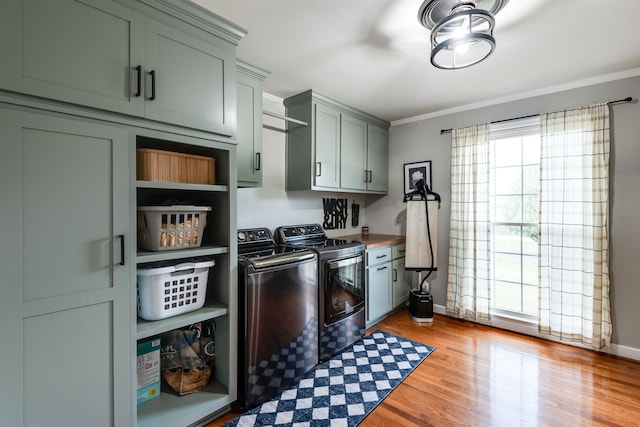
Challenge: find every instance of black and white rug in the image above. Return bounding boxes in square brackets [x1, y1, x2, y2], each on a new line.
[224, 330, 435, 427]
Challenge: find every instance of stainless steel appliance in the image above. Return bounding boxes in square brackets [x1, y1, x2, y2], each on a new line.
[275, 224, 366, 361]
[237, 227, 318, 409]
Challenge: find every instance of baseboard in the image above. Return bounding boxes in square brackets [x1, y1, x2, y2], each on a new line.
[433, 305, 640, 362]
[610, 343, 640, 361]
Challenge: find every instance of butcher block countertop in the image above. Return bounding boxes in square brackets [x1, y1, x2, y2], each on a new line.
[338, 233, 405, 249]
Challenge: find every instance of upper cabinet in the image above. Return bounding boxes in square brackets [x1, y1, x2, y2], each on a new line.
[236, 60, 270, 187]
[284, 90, 390, 194]
[0, 0, 245, 136]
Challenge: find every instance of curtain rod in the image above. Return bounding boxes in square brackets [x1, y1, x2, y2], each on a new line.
[439, 96, 633, 135]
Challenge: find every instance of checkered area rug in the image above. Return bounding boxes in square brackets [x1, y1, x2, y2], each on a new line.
[224, 330, 435, 427]
[244, 318, 318, 407]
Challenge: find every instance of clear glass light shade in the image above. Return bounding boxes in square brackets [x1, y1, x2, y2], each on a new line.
[430, 9, 495, 69]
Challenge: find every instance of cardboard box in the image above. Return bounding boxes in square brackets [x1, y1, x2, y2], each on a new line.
[137, 337, 161, 404]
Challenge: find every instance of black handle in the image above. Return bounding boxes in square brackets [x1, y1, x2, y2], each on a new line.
[368, 170, 373, 183]
[149, 70, 156, 101]
[118, 234, 125, 266]
[255, 152, 261, 171]
[134, 65, 142, 97]
[393, 268, 398, 281]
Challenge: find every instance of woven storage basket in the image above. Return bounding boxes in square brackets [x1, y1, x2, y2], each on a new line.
[137, 148, 215, 185]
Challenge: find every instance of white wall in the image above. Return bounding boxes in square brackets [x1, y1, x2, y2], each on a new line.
[237, 94, 368, 237]
[366, 74, 640, 350]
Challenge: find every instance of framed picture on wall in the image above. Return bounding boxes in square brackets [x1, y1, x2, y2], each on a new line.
[404, 160, 432, 194]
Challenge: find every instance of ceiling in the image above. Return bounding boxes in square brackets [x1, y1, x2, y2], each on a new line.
[194, 0, 640, 123]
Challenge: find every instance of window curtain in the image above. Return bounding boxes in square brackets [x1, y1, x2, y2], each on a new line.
[538, 103, 612, 350]
[446, 124, 491, 321]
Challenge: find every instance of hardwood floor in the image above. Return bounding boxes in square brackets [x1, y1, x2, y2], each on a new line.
[206, 310, 640, 426]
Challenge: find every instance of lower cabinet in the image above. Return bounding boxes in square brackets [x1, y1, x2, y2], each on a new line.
[366, 246, 392, 326]
[392, 244, 411, 308]
[366, 243, 410, 327]
[0, 105, 131, 426]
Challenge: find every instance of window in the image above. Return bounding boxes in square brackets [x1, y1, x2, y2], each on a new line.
[490, 120, 540, 318]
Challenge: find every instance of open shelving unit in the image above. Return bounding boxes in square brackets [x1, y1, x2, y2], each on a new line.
[133, 131, 237, 427]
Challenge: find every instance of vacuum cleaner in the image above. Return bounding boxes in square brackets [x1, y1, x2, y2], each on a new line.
[403, 178, 440, 322]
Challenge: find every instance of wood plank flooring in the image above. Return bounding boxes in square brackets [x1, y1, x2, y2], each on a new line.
[206, 310, 640, 426]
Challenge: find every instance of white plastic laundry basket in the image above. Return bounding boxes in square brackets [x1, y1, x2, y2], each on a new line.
[137, 205, 211, 251]
[137, 260, 214, 320]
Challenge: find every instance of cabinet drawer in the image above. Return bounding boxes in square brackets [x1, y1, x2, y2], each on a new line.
[392, 244, 406, 259]
[366, 246, 392, 266]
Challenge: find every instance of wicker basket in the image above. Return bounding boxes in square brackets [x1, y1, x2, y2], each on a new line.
[137, 148, 215, 185]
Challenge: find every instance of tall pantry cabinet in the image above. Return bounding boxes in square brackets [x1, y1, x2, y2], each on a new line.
[0, 108, 131, 427]
[0, 1, 246, 426]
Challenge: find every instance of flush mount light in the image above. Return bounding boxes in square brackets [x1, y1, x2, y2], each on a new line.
[418, 0, 509, 69]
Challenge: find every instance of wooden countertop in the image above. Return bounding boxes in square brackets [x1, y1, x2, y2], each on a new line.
[337, 233, 405, 249]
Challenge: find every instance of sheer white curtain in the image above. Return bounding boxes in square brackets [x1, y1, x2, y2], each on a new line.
[446, 124, 491, 321]
[538, 103, 612, 349]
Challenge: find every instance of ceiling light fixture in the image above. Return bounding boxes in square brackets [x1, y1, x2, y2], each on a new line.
[418, 0, 509, 69]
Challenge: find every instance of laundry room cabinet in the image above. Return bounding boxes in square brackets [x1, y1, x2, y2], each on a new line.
[366, 246, 393, 326]
[236, 60, 270, 187]
[0, 0, 243, 136]
[365, 243, 410, 327]
[0, 105, 131, 427]
[284, 90, 390, 194]
[0, 1, 243, 426]
[392, 244, 411, 308]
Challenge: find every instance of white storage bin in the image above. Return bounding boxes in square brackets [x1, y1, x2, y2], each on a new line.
[137, 260, 215, 320]
[137, 205, 211, 251]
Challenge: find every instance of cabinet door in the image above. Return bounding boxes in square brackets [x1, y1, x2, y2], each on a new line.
[340, 113, 367, 191]
[367, 262, 393, 323]
[237, 68, 263, 187]
[0, 0, 145, 116]
[313, 102, 341, 189]
[366, 124, 389, 193]
[144, 18, 236, 136]
[0, 108, 131, 427]
[393, 258, 412, 308]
